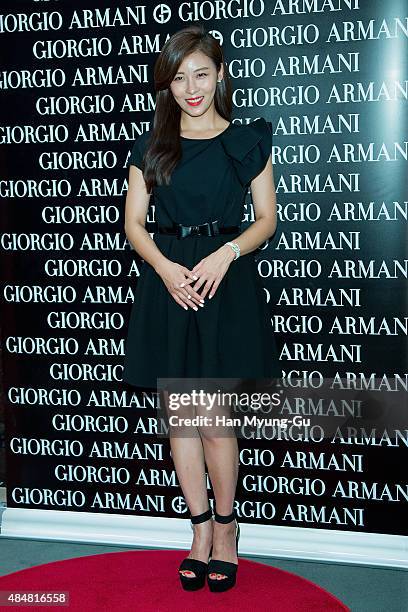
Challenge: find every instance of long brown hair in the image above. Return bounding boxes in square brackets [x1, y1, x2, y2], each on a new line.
[141, 24, 232, 193]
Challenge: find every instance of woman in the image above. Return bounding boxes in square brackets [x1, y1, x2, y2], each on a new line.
[123, 25, 280, 592]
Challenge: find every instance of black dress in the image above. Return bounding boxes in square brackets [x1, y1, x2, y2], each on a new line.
[122, 118, 281, 389]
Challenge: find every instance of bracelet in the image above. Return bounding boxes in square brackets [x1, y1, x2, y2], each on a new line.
[226, 241, 240, 260]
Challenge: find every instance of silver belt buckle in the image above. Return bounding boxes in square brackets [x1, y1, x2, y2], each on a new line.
[211, 220, 220, 236]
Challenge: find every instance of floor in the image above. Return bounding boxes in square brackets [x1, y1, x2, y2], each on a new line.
[0, 517, 406, 612]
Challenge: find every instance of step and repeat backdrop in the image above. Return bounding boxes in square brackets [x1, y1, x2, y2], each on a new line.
[1, 1, 407, 537]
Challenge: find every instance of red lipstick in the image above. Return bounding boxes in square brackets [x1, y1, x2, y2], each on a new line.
[186, 96, 204, 107]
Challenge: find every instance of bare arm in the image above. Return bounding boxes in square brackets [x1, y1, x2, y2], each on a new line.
[124, 164, 204, 310]
[219, 155, 277, 264]
[189, 156, 277, 298]
[124, 165, 168, 272]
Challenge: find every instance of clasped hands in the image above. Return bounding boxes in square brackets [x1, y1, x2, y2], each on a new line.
[156, 244, 236, 311]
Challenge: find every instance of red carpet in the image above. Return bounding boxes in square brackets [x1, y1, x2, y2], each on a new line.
[0, 549, 350, 611]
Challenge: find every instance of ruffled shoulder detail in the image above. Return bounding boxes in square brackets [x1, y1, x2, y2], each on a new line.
[220, 117, 272, 187]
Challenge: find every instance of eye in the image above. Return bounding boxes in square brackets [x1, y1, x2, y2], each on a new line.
[197, 72, 208, 78]
[173, 76, 182, 81]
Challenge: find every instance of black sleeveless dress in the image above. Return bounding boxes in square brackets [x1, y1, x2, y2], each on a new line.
[122, 118, 281, 389]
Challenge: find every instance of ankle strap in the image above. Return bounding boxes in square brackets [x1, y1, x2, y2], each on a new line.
[214, 509, 235, 523]
[190, 508, 213, 524]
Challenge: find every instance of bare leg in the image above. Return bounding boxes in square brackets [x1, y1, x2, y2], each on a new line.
[200, 434, 239, 580]
[162, 385, 213, 579]
[170, 436, 213, 578]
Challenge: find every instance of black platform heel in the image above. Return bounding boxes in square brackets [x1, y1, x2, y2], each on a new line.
[207, 509, 240, 592]
[178, 508, 213, 591]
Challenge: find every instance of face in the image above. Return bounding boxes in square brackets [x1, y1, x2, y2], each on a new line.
[170, 50, 223, 116]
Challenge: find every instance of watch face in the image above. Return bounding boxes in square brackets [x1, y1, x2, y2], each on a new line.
[226, 241, 239, 259]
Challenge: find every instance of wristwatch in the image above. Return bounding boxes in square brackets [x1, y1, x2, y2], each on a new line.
[226, 241, 240, 260]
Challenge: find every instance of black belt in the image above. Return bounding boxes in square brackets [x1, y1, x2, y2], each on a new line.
[156, 219, 239, 239]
